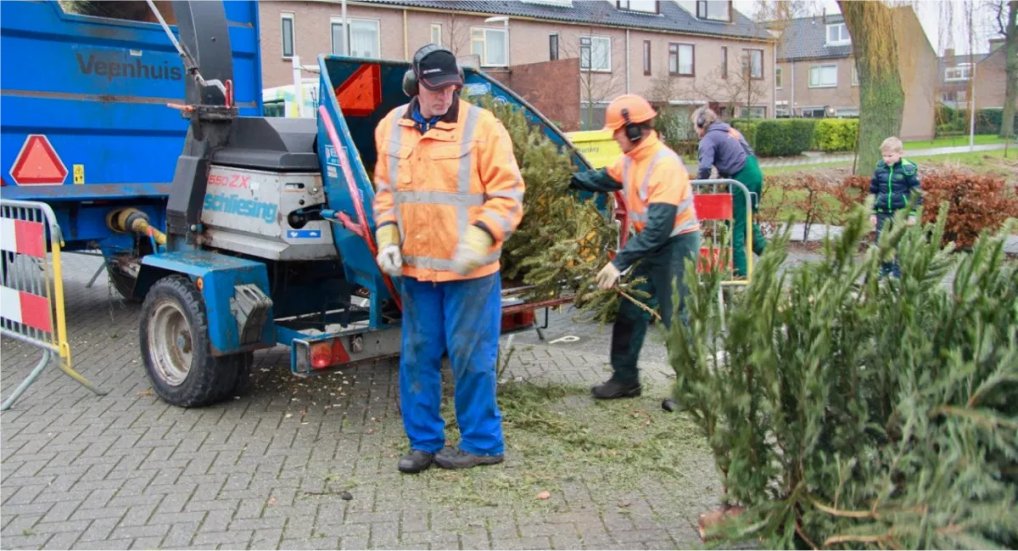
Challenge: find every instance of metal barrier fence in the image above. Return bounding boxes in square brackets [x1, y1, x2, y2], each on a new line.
[1, 199, 104, 410]
[691, 178, 755, 286]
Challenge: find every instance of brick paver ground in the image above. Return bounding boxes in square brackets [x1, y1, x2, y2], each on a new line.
[2, 254, 724, 550]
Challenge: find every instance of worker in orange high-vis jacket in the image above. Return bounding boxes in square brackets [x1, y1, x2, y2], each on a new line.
[372, 44, 525, 474]
[569, 94, 700, 401]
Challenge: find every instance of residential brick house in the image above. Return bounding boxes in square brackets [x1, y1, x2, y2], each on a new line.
[937, 49, 989, 110]
[258, 0, 774, 131]
[773, 9, 937, 140]
[974, 39, 1017, 111]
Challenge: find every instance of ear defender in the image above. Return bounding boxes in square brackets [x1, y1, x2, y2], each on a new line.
[622, 108, 642, 143]
[696, 110, 706, 129]
[402, 44, 465, 98]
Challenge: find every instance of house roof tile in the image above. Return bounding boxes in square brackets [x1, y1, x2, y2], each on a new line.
[360, 0, 772, 40]
[776, 15, 852, 61]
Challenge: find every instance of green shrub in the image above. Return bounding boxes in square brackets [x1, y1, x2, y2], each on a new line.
[730, 118, 759, 149]
[753, 119, 815, 157]
[813, 119, 859, 152]
[669, 207, 1018, 548]
[935, 106, 1018, 137]
[975, 108, 1018, 136]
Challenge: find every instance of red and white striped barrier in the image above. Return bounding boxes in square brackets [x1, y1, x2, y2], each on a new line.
[1, 199, 104, 410]
[1, 217, 52, 333]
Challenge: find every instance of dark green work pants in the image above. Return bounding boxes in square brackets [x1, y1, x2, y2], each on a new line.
[610, 230, 701, 384]
[731, 155, 767, 277]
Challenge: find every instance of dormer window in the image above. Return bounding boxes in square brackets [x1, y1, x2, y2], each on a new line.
[826, 23, 850, 46]
[696, 0, 730, 22]
[617, 0, 658, 14]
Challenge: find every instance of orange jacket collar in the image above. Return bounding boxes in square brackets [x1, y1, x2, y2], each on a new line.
[625, 130, 662, 162]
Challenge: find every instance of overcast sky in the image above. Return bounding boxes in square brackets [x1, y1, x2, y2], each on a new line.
[730, 0, 1003, 55]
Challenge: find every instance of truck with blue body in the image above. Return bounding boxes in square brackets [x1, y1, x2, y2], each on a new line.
[0, 0, 595, 406]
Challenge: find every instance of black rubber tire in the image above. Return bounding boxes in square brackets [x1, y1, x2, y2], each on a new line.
[139, 275, 240, 407]
[219, 352, 254, 400]
[107, 258, 141, 303]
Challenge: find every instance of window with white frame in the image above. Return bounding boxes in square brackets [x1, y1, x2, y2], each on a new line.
[851, 65, 858, 86]
[775, 101, 790, 118]
[809, 64, 837, 87]
[744, 49, 763, 79]
[775, 66, 782, 88]
[580, 36, 611, 72]
[740, 106, 766, 119]
[617, 0, 658, 14]
[669, 43, 694, 76]
[431, 24, 442, 47]
[696, 0, 730, 21]
[331, 19, 345, 55]
[281, 13, 295, 58]
[472, 27, 508, 66]
[826, 23, 850, 45]
[331, 18, 380, 57]
[800, 106, 827, 118]
[945, 63, 971, 81]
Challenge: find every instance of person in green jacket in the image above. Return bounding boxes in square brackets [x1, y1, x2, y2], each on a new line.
[691, 107, 766, 278]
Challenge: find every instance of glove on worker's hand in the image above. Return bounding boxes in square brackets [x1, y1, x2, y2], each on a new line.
[596, 262, 621, 290]
[451, 225, 493, 276]
[375, 225, 403, 277]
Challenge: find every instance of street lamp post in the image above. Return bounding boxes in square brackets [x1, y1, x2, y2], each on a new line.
[483, 16, 510, 68]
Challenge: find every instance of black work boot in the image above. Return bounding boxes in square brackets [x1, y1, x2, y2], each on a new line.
[591, 379, 642, 400]
[434, 447, 504, 469]
[397, 450, 435, 474]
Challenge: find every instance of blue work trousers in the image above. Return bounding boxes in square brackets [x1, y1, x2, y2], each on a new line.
[399, 273, 504, 456]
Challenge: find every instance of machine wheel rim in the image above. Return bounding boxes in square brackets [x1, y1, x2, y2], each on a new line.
[148, 300, 193, 386]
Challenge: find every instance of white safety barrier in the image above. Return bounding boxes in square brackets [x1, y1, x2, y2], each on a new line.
[1, 199, 105, 410]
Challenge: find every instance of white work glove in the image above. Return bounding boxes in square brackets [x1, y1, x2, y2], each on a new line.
[451, 226, 493, 276]
[376, 245, 402, 277]
[596, 262, 622, 290]
[375, 224, 402, 277]
[907, 215, 917, 226]
[869, 215, 877, 230]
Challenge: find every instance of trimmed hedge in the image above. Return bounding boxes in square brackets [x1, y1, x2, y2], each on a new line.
[813, 118, 858, 152]
[753, 119, 816, 157]
[936, 106, 1018, 136]
[975, 108, 1018, 136]
[729, 118, 759, 150]
[732, 118, 817, 157]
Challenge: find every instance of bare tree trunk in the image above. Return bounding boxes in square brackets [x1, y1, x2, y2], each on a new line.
[840, 1, 905, 175]
[1000, 1, 1017, 138]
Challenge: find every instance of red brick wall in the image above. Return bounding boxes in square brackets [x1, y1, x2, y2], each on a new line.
[487, 59, 581, 132]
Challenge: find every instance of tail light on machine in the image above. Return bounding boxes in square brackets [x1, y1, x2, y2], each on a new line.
[293, 337, 351, 375]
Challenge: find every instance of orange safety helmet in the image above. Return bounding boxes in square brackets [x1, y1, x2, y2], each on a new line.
[602, 94, 657, 132]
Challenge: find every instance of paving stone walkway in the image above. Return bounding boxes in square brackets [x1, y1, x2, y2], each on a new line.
[1, 254, 721, 550]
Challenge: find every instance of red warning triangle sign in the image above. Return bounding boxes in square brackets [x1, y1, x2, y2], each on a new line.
[335, 63, 382, 117]
[10, 135, 68, 186]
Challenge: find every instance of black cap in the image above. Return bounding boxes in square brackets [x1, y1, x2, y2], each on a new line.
[417, 50, 463, 90]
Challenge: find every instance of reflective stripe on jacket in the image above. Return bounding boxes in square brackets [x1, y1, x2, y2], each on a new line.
[606, 132, 699, 238]
[372, 98, 525, 282]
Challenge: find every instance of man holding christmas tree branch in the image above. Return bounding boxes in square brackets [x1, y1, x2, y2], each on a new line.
[372, 44, 525, 473]
[692, 106, 766, 278]
[569, 94, 701, 400]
